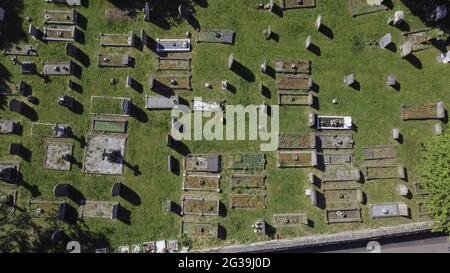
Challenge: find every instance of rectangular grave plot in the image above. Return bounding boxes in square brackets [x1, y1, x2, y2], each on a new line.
[365, 165, 405, 180]
[31, 122, 55, 136]
[401, 102, 445, 120]
[362, 145, 398, 160]
[280, 0, 316, 9]
[322, 164, 361, 182]
[230, 194, 266, 209]
[316, 134, 354, 149]
[44, 141, 73, 171]
[182, 175, 220, 192]
[413, 183, 429, 195]
[105, 8, 135, 20]
[3, 44, 38, 56]
[278, 133, 316, 150]
[152, 75, 192, 91]
[230, 175, 266, 190]
[91, 115, 128, 134]
[197, 30, 235, 44]
[322, 152, 354, 165]
[90, 96, 131, 116]
[28, 200, 64, 219]
[181, 197, 220, 216]
[43, 26, 76, 41]
[279, 92, 313, 106]
[323, 188, 363, 205]
[277, 150, 317, 168]
[83, 134, 127, 175]
[44, 9, 78, 25]
[98, 54, 131, 68]
[326, 208, 362, 224]
[227, 153, 266, 171]
[181, 221, 219, 238]
[348, 0, 388, 17]
[185, 154, 221, 173]
[276, 74, 312, 90]
[42, 62, 74, 76]
[275, 60, 311, 74]
[273, 213, 308, 227]
[101, 33, 135, 47]
[370, 202, 409, 219]
[157, 57, 191, 71]
[78, 201, 118, 219]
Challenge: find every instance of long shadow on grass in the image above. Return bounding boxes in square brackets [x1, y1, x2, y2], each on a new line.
[117, 184, 141, 206]
[0, 0, 27, 50]
[230, 62, 255, 82]
[130, 103, 148, 123]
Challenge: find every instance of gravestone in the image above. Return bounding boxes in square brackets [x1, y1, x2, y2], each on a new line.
[260, 61, 267, 73]
[400, 41, 413, 58]
[140, 29, 149, 46]
[126, 75, 132, 88]
[228, 53, 235, 70]
[386, 75, 396, 86]
[379, 33, 392, 49]
[305, 35, 312, 49]
[144, 2, 151, 22]
[434, 123, 443, 135]
[392, 128, 400, 140]
[343, 74, 355, 86]
[393, 11, 404, 25]
[398, 184, 408, 196]
[221, 80, 228, 90]
[263, 26, 272, 39]
[315, 15, 322, 31]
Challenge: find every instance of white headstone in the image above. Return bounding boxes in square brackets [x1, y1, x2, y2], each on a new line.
[393, 11, 404, 25]
[379, 33, 392, 48]
[344, 74, 355, 86]
[315, 15, 322, 31]
[305, 35, 312, 49]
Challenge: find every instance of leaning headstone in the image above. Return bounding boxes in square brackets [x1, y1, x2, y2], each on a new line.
[315, 15, 322, 31]
[305, 35, 312, 49]
[228, 53, 235, 70]
[379, 33, 392, 49]
[343, 74, 355, 86]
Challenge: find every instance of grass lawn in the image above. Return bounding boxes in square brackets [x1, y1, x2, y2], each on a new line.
[0, 0, 448, 251]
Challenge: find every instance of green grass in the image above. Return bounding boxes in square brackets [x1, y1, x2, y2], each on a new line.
[0, 0, 449, 251]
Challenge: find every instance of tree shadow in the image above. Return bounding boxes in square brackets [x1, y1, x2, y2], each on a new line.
[0, 0, 27, 50]
[193, 0, 208, 8]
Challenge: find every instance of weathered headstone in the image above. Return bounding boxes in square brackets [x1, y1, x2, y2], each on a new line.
[140, 29, 149, 46]
[392, 128, 400, 140]
[434, 123, 443, 135]
[398, 184, 408, 196]
[400, 41, 413, 58]
[393, 11, 404, 25]
[221, 80, 228, 90]
[260, 61, 267, 73]
[126, 75, 132, 88]
[386, 75, 396, 86]
[379, 33, 392, 49]
[263, 26, 272, 39]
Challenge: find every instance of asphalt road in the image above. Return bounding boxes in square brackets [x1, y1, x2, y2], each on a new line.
[279, 232, 449, 253]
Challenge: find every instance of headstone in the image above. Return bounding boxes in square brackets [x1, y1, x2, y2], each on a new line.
[343, 74, 355, 86]
[308, 173, 315, 184]
[392, 128, 400, 140]
[144, 2, 151, 22]
[140, 29, 149, 46]
[379, 33, 392, 49]
[398, 184, 408, 196]
[259, 82, 264, 93]
[260, 61, 267, 73]
[126, 75, 132, 88]
[228, 53, 235, 70]
[393, 11, 404, 26]
[436, 52, 450, 64]
[386, 75, 396, 86]
[269, 0, 275, 12]
[221, 80, 228, 90]
[168, 155, 174, 172]
[263, 26, 272, 39]
[315, 15, 322, 31]
[28, 25, 41, 40]
[305, 35, 312, 49]
[400, 41, 413, 58]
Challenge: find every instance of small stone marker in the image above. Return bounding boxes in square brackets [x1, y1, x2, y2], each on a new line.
[204, 83, 212, 89]
[343, 74, 355, 86]
[386, 75, 396, 86]
[434, 123, 443, 135]
[263, 26, 272, 39]
[260, 61, 267, 73]
[315, 15, 322, 31]
[305, 35, 312, 49]
[379, 33, 392, 49]
[168, 155, 174, 172]
[308, 172, 315, 184]
[221, 80, 228, 90]
[332, 98, 338, 104]
[393, 11, 404, 25]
